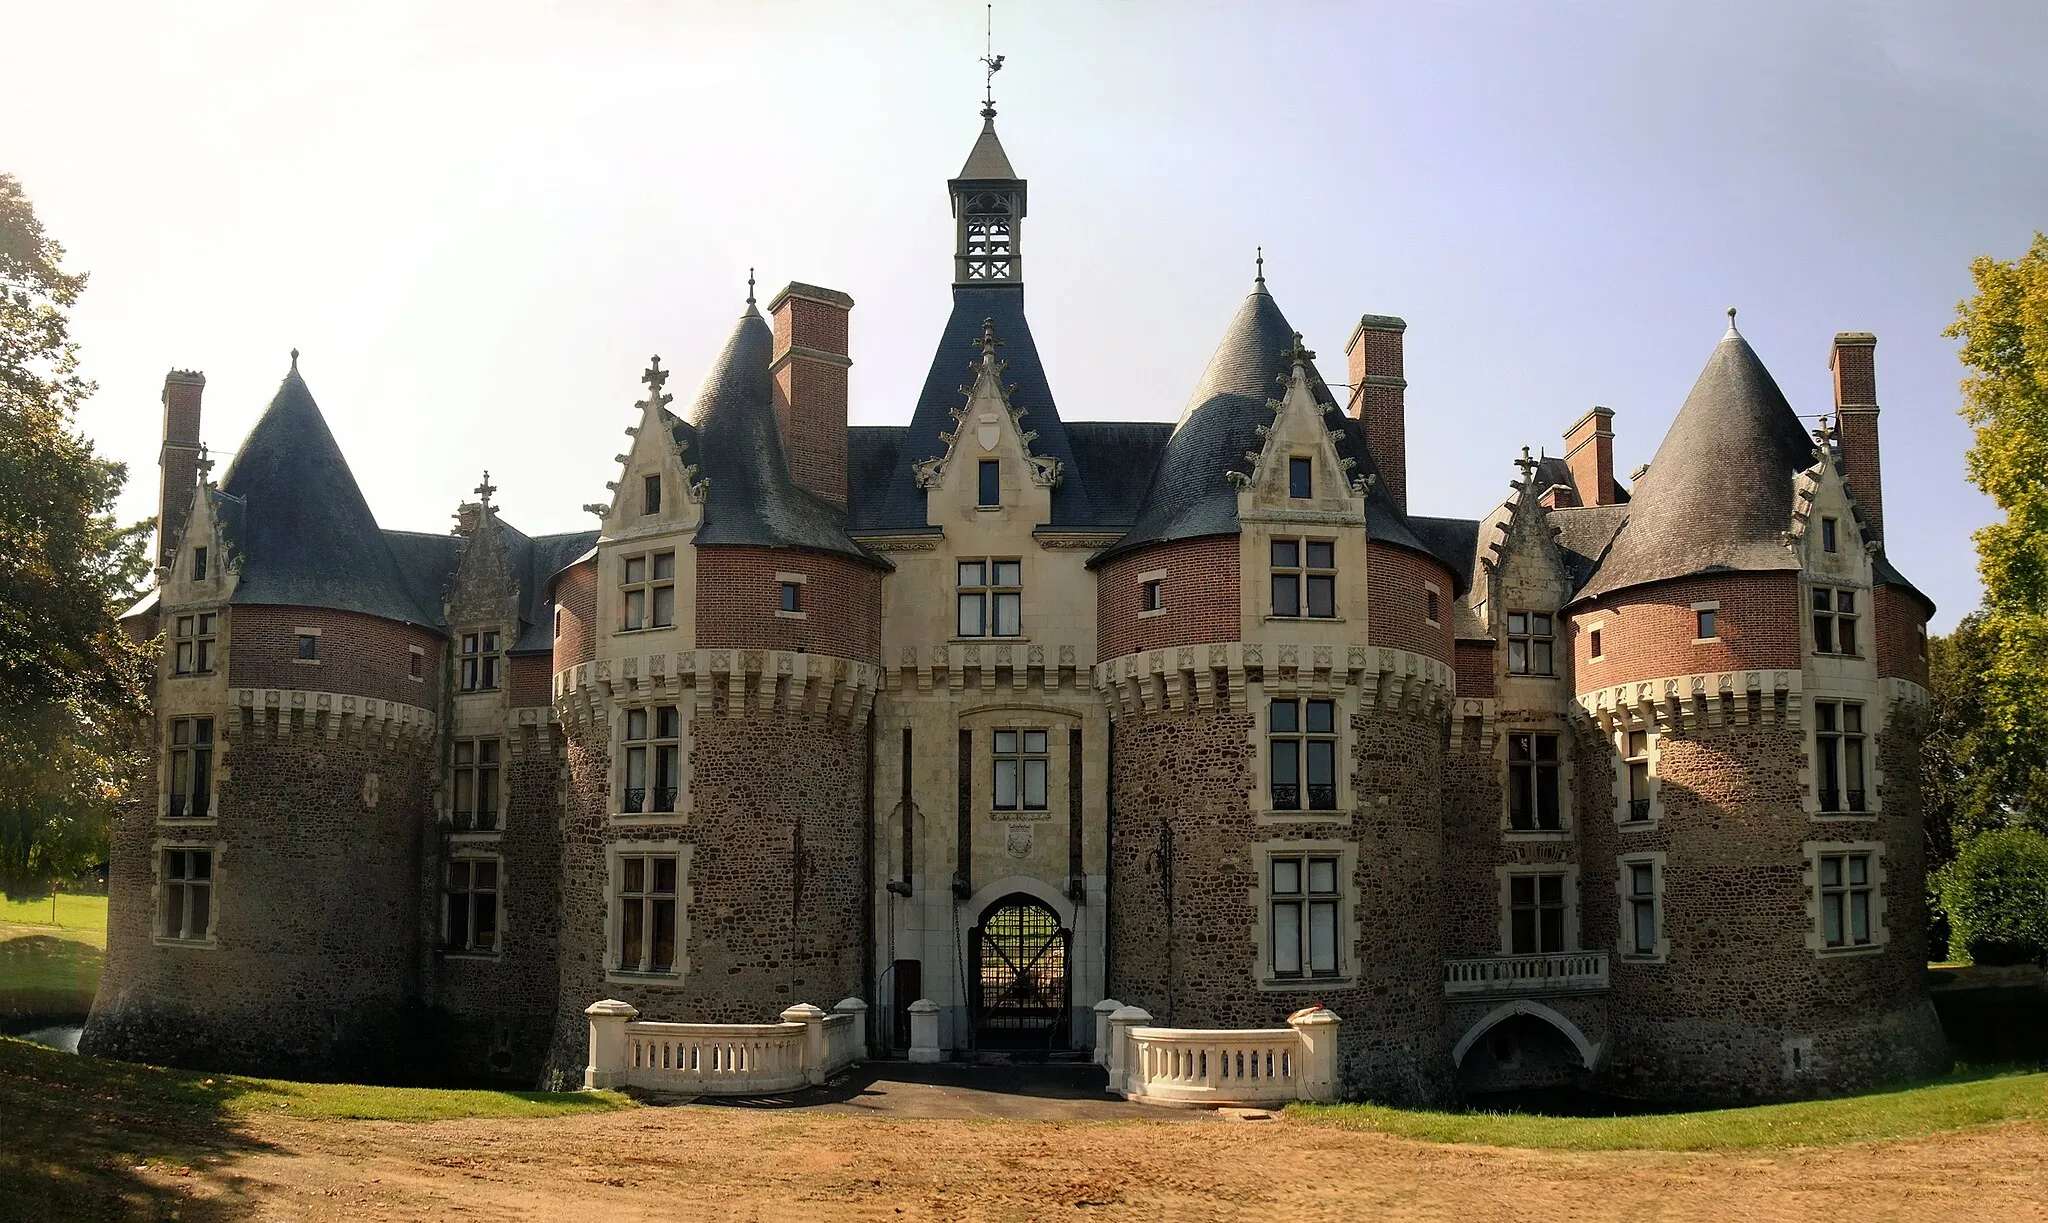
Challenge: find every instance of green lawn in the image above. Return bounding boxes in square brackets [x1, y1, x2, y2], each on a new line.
[0, 894, 107, 1018]
[1294, 1064, 2048, 1150]
[0, 1036, 631, 1221]
[0, 893, 109, 940]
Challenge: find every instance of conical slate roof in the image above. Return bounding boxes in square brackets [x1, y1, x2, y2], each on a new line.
[1093, 282, 1440, 571]
[1576, 320, 1819, 602]
[685, 305, 880, 565]
[217, 364, 437, 625]
[956, 116, 1018, 180]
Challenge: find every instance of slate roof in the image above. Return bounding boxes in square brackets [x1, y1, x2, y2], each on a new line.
[1063, 422, 1174, 528]
[1409, 515, 1482, 597]
[1575, 323, 1821, 602]
[1550, 503, 1630, 595]
[373, 523, 597, 654]
[683, 306, 884, 567]
[956, 117, 1018, 180]
[1091, 282, 1454, 585]
[854, 285, 1103, 533]
[216, 366, 438, 626]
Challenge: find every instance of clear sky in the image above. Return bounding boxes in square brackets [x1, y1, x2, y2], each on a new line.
[5, 1, 2044, 630]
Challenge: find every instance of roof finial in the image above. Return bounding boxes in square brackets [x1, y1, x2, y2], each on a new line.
[1724, 306, 1740, 339]
[475, 469, 497, 513]
[196, 443, 215, 484]
[747, 267, 757, 308]
[980, 4, 1004, 120]
[976, 316, 1004, 365]
[1255, 246, 1265, 289]
[289, 348, 299, 369]
[1515, 445, 1539, 482]
[1281, 330, 1316, 369]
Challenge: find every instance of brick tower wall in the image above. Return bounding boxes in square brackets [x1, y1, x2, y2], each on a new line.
[1095, 534, 1241, 661]
[551, 558, 598, 675]
[694, 546, 884, 665]
[1366, 542, 1456, 663]
[1108, 701, 1453, 1106]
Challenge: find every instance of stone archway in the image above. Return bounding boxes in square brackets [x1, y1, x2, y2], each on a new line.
[1452, 1000, 1602, 1073]
[969, 893, 1070, 1053]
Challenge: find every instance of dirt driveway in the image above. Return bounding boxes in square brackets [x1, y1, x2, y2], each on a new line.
[150, 1068, 2048, 1223]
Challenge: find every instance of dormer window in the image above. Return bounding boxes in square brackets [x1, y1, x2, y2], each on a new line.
[1821, 516, 1838, 554]
[192, 546, 208, 581]
[978, 460, 1001, 508]
[1288, 456, 1312, 499]
[643, 474, 661, 516]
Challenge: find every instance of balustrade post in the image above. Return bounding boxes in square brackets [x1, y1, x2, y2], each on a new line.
[1092, 998, 1124, 1065]
[781, 1003, 830, 1084]
[834, 996, 869, 1057]
[1105, 1005, 1152, 1097]
[1287, 1005, 1342, 1104]
[582, 998, 639, 1090]
[907, 998, 944, 1063]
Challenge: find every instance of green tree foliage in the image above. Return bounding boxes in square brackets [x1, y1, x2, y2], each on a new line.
[1946, 233, 2048, 813]
[1935, 828, 2048, 966]
[1924, 613, 2048, 871]
[0, 172, 152, 892]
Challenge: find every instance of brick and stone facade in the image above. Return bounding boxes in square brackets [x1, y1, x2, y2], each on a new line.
[87, 106, 1946, 1106]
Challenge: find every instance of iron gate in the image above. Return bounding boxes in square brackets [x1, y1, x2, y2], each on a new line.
[971, 897, 1070, 1052]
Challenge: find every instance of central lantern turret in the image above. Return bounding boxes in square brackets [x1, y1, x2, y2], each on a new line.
[950, 103, 1026, 285]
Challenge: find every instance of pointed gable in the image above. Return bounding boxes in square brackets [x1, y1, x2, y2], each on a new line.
[687, 306, 880, 565]
[1577, 318, 1819, 602]
[216, 364, 435, 625]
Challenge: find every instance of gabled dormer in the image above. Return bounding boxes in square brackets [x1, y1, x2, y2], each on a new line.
[591, 355, 707, 548]
[1234, 332, 1368, 526]
[1482, 450, 1574, 687]
[918, 318, 1060, 531]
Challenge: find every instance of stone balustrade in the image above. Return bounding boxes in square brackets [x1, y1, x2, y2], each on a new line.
[1442, 951, 1609, 998]
[583, 996, 866, 1094]
[1102, 1003, 1340, 1108]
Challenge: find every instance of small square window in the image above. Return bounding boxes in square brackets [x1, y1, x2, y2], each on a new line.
[1288, 456, 1312, 499]
[780, 582, 801, 613]
[1821, 516, 1837, 553]
[978, 459, 1001, 507]
[1425, 588, 1440, 625]
[1589, 628, 1603, 659]
[1142, 579, 1163, 613]
[409, 649, 423, 679]
[643, 473, 662, 515]
[1696, 608, 1717, 640]
[192, 546, 208, 581]
[297, 634, 319, 660]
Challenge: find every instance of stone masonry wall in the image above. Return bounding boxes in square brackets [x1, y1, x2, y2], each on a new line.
[544, 706, 869, 1080]
[1592, 717, 1945, 1102]
[83, 710, 436, 1080]
[1108, 700, 1452, 1105]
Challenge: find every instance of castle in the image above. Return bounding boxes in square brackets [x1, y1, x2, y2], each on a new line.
[83, 104, 1948, 1104]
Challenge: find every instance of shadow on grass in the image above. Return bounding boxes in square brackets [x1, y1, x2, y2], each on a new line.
[0, 1037, 273, 1222]
[0, 933, 101, 1024]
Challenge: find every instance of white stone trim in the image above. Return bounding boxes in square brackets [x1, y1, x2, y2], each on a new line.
[1615, 851, 1669, 963]
[1096, 640, 1455, 720]
[1246, 838, 1359, 991]
[1610, 724, 1662, 829]
[1801, 839, 1889, 956]
[1578, 668, 1802, 734]
[557, 648, 882, 729]
[1248, 682, 1357, 826]
[603, 839, 693, 985]
[231, 688, 438, 741]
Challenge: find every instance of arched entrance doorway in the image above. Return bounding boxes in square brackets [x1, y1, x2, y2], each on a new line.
[971, 895, 1070, 1052]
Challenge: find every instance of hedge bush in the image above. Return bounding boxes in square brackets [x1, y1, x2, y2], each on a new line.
[1936, 828, 2048, 965]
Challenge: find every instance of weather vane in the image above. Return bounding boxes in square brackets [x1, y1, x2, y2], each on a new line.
[981, 5, 1005, 118]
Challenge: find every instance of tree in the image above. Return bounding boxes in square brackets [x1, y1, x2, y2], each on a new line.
[0, 172, 153, 892]
[1935, 828, 2048, 966]
[1945, 234, 2048, 827]
[1924, 613, 2048, 869]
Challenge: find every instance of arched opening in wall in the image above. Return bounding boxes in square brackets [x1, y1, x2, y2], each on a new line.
[971, 895, 1070, 1055]
[1454, 1009, 1597, 1112]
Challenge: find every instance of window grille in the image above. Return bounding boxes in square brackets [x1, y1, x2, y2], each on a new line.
[1818, 851, 1874, 948]
[1813, 587, 1860, 656]
[622, 706, 681, 814]
[161, 848, 212, 941]
[618, 854, 679, 973]
[1507, 611, 1554, 674]
[621, 551, 676, 630]
[173, 612, 217, 676]
[1625, 730, 1652, 821]
[445, 858, 499, 953]
[1626, 860, 1659, 956]
[1814, 700, 1867, 813]
[453, 738, 501, 831]
[1270, 855, 1340, 977]
[1509, 872, 1567, 954]
[460, 631, 501, 691]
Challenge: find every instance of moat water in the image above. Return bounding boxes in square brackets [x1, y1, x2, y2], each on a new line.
[15, 1024, 83, 1053]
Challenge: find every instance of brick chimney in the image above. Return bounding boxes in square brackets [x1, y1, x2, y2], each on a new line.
[768, 282, 854, 508]
[157, 370, 206, 566]
[1563, 405, 1617, 507]
[1829, 332, 1882, 543]
[1346, 314, 1408, 513]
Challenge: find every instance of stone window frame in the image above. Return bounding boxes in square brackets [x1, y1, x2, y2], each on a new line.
[956, 558, 1023, 639]
[618, 549, 678, 633]
[451, 736, 503, 833]
[1615, 851, 1669, 963]
[1501, 728, 1571, 837]
[151, 837, 224, 950]
[1495, 863, 1581, 956]
[458, 628, 504, 692]
[614, 703, 686, 821]
[408, 644, 426, 682]
[1691, 601, 1719, 643]
[1247, 837, 1359, 991]
[165, 715, 217, 821]
[1806, 696, 1880, 820]
[977, 458, 1002, 508]
[1585, 618, 1605, 661]
[442, 851, 503, 958]
[775, 570, 807, 620]
[191, 544, 209, 583]
[1268, 536, 1338, 620]
[171, 610, 219, 676]
[1820, 515, 1839, 554]
[1424, 581, 1442, 628]
[1249, 684, 1355, 825]
[1287, 454, 1314, 499]
[642, 472, 662, 516]
[604, 839, 693, 985]
[1810, 583, 1863, 658]
[1137, 568, 1167, 619]
[1505, 610, 1556, 676]
[991, 727, 1051, 814]
[294, 626, 321, 664]
[1802, 840, 1889, 956]
[1612, 723, 1661, 828]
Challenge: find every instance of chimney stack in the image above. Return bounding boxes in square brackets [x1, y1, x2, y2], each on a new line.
[1829, 333, 1882, 544]
[157, 370, 206, 567]
[1563, 406, 1617, 507]
[768, 282, 854, 509]
[1346, 314, 1408, 513]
